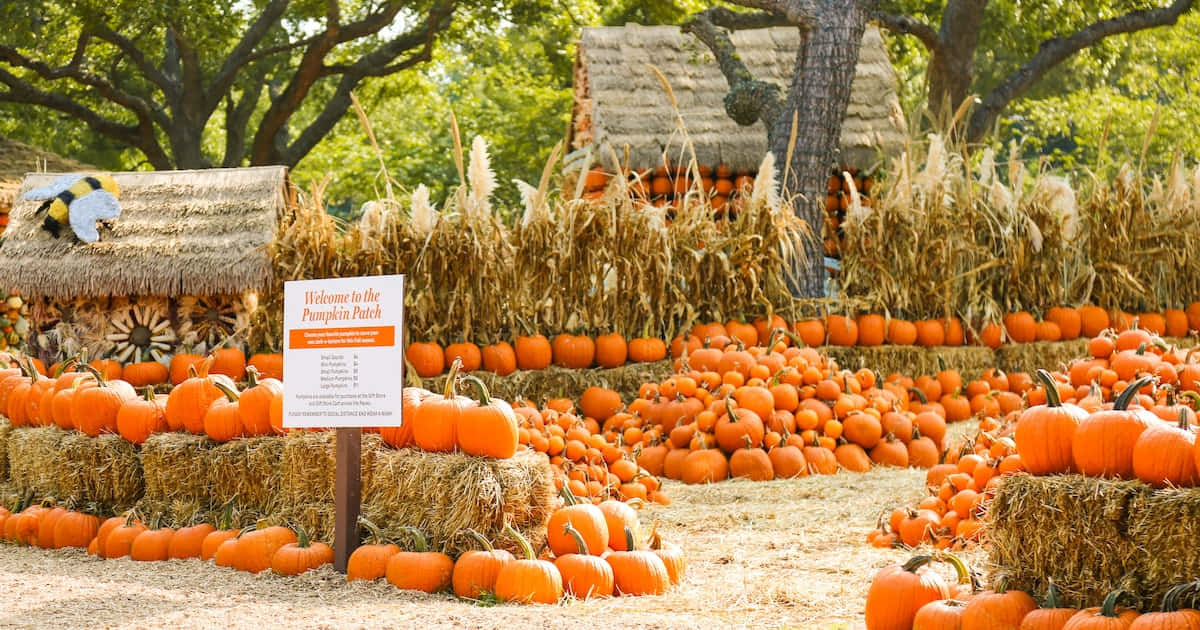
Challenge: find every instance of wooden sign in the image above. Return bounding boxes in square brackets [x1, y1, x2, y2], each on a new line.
[282, 274, 406, 571]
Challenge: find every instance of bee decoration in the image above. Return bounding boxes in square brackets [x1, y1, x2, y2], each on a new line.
[22, 173, 122, 243]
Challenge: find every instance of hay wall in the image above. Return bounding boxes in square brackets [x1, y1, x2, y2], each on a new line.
[5, 427, 142, 511]
[988, 473, 1200, 609]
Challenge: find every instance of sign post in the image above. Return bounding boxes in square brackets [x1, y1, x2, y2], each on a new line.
[282, 275, 405, 572]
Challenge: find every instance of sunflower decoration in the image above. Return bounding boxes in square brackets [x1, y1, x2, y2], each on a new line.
[106, 297, 177, 363]
[176, 295, 248, 349]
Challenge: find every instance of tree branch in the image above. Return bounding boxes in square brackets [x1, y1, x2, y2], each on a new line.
[0, 68, 172, 168]
[704, 7, 792, 30]
[278, 3, 453, 165]
[968, 0, 1195, 141]
[223, 68, 268, 167]
[683, 8, 785, 128]
[251, 0, 454, 164]
[90, 23, 177, 100]
[0, 40, 170, 129]
[872, 11, 941, 51]
[207, 0, 291, 110]
[725, 0, 816, 27]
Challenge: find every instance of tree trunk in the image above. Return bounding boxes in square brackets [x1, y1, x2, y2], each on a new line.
[771, 1, 871, 298]
[926, 0, 989, 127]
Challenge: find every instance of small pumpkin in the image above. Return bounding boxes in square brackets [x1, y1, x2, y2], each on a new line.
[552, 334, 595, 369]
[129, 515, 176, 562]
[444, 341, 482, 372]
[514, 334, 552, 370]
[646, 521, 685, 586]
[1133, 408, 1197, 487]
[72, 364, 137, 437]
[915, 599, 969, 630]
[493, 524, 563, 604]
[481, 341, 517, 376]
[546, 486, 608, 557]
[247, 353, 283, 381]
[385, 526, 454, 593]
[123, 361, 169, 387]
[555, 522, 615, 599]
[203, 380, 246, 442]
[117, 387, 168, 445]
[406, 342, 445, 377]
[232, 525, 297, 574]
[410, 359, 467, 452]
[1020, 580, 1079, 630]
[271, 526, 334, 576]
[1062, 590, 1140, 630]
[961, 582, 1037, 630]
[452, 529, 514, 599]
[209, 346, 247, 381]
[605, 526, 670, 596]
[1127, 582, 1200, 630]
[347, 518, 400, 582]
[166, 358, 233, 434]
[52, 510, 99, 550]
[167, 522, 217, 560]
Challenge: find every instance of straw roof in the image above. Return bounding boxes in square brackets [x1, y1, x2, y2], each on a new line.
[1, 166, 288, 298]
[0, 135, 91, 211]
[571, 24, 906, 172]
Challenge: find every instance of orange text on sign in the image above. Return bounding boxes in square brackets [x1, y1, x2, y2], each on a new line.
[288, 326, 396, 349]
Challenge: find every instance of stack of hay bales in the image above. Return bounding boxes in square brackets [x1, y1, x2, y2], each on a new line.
[824, 345, 995, 379]
[4, 426, 142, 512]
[0, 418, 10, 481]
[988, 473, 1199, 610]
[276, 431, 386, 538]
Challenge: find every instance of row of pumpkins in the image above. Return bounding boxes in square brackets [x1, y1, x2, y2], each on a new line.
[0, 488, 683, 604]
[404, 304, 1200, 378]
[868, 553, 1200, 630]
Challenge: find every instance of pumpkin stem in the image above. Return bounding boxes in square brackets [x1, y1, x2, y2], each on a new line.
[1098, 589, 1130, 618]
[1114, 376, 1154, 410]
[623, 526, 638, 552]
[81, 363, 106, 387]
[296, 525, 311, 549]
[460, 374, 491, 406]
[1179, 391, 1200, 412]
[187, 364, 199, 379]
[141, 386, 156, 402]
[562, 522, 590, 555]
[213, 380, 241, 402]
[218, 498, 234, 530]
[442, 358, 463, 399]
[934, 551, 971, 587]
[460, 528, 494, 552]
[559, 484, 580, 507]
[24, 356, 39, 383]
[901, 554, 935, 573]
[937, 355, 948, 373]
[1034, 369, 1062, 407]
[245, 365, 260, 388]
[1161, 581, 1200, 612]
[504, 523, 536, 561]
[742, 434, 754, 450]
[724, 397, 740, 423]
[907, 387, 928, 405]
[52, 358, 76, 378]
[197, 355, 215, 377]
[1179, 408, 1192, 431]
[399, 526, 429, 553]
[357, 516, 388, 545]
[781, 329, 806, 348]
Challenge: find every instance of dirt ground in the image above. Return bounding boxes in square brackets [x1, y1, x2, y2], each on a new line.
[0, 467, 983, 630]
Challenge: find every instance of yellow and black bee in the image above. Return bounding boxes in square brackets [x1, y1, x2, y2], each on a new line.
[23, 173, 122, 243]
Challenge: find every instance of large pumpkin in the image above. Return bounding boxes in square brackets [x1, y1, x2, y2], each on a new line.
[865, 554, 951, 630]
[1073, 376, 1156, 478]
[1014, 370, 1088, 475]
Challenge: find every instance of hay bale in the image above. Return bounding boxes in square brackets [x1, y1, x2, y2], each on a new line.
[141, 433, 283, 519]
[987, 473, 1151, 608]
[6, 426, 66, 497]
[0, 418, 11, 481]
[824, 345, 996, 379]
[6, 426, 141, 511]
[363, 448, 556, 557]
[995, 340, 1089, 374]
[140, 433, 213, 507]
[1127, 487, 1200, 608]
[419, 360, 673, 406]
[278, 431, 385, 509]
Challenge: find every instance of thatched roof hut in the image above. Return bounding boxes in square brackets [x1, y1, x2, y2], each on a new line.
[1, 166, 289, 299]
[570, 24, 906, 172]
[0, 136, 91, 229]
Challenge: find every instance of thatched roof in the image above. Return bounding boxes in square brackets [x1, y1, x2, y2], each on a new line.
[1, 166, 288, 298]
[571, 24, 906, 172]
[0, 135, 91, 211]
